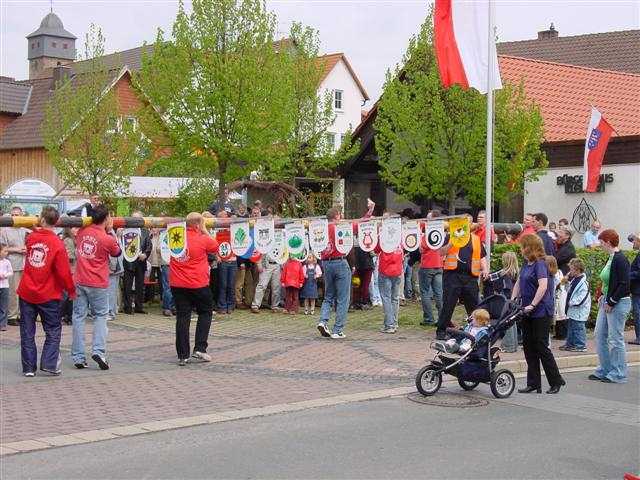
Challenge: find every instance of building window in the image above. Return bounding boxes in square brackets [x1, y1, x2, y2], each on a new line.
[124, 116, 138, 131]
[52, 41, 57, 48]
[334, 90, 343, 110]
[63, 43, 68, 49]
[325, 132, 335, 151]
[31, 43, 35, 49]
[36, 41, 40, 47]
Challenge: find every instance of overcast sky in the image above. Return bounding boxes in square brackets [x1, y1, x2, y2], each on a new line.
[1, 0, 638, 102]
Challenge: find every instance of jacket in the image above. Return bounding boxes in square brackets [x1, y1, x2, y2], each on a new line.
[605, 251, 631, 306]
[565, 274, 591, 322]
[555, 241, 576, 276]
[281, 260, 305, 288]
[537, 230, 557, 256]
[124, 228, 152, 271]
[630, 251, 640, 296]
[354, 247, 374, 271]
[169, 227, 219, 289]
[17, 228, 76, 303]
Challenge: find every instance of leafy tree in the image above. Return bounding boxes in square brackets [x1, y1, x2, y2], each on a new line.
[375, 12, 546, 213]
[43, 25, 143, 200]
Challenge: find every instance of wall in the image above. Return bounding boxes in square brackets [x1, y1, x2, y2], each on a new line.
[0, 147, 60, 192]
[524, 163, 640, 244]
[318, 58, 366, 149]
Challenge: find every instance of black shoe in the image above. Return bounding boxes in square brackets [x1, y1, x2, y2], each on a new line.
[7, 318, 19, 326]
[546, 385, 561, 394]
[124, 309, 133, 315]
[588, 374, 603, 381]
[435, 333, 447, 340]
[134, 309, 148, 314]
[601, 377, 613, 383]
[74, 361, 88, 369]
[91, 354, 110, 371]
[518, 386, 542, 394]
[627, 339, 640, 345]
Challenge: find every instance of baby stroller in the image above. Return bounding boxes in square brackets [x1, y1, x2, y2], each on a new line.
[415, 294, 524, 399]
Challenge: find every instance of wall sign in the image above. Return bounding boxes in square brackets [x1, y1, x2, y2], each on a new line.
[570, 198, 598, 234]
[557, 173, 613, 194]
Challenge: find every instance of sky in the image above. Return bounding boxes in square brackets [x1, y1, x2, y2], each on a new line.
[1, 0, 639, 103]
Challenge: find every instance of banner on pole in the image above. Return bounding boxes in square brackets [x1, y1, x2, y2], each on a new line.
[253, 218, 275, 254]
[401, 220, 421, 252]
[121, 228, 141, 263]
[308, 219, 329, 256]
[449, 217, 470, 248]
[285, 222, 306, 257]
[357, 220, 378, 252]
[231, 221, 251, 257]
[334, 222, 354, 255]
[268, 229, 288, 264]
[424, 220, 446, 250]
[380, 217, 401, 253]
[159, 230, 171, 263]
[167, 222, 187, 258]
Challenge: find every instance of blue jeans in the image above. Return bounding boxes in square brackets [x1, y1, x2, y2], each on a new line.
[379, 273, 401, 329]
[594, 297, 631, 383]
[218, 261, 237, 311]
[19, 299, 62, 373]
[108, 274, 120, 319]
[419, 268, 442, 324]
[403, 260, 412, 299]
[71, 284, 110, 363]
[319, 258, 351, 334]
[565, 319, 587, 349]
[370, 258, 381, 304]
[160, 265, 174, 311]
[632, 294, 640, 342]
[0, 288, 8, 328]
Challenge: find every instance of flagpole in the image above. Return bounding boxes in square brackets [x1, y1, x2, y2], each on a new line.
[485, 0, 495, 263]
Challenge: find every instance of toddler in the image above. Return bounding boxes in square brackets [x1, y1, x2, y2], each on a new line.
[560, 258, 591, 352]
[0, 245, 13, 331]
[281, 257, 305, 314]
[443, 308, 491, 354]
[300, 254, 322, 315]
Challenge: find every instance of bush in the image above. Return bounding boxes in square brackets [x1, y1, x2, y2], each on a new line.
[490, 243, 637, 326]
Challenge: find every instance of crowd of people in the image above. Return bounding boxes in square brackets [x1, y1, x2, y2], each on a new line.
[0, 199, 638, 392]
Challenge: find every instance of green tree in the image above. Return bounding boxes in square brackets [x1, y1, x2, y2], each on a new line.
[43, 24, 143, 200]
[375, 13, 547, 213]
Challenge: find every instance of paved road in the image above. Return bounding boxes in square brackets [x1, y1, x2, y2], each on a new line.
[3, 367, 638, 479]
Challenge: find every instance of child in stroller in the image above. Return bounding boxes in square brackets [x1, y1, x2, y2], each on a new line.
[415, 294, 523, 399]
[437, 308, 490, 355]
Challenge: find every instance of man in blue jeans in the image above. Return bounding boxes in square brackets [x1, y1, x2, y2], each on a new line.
[418, 211, 444, 325]
[629, 233, 640, 345]
[72, 205, 121, 370]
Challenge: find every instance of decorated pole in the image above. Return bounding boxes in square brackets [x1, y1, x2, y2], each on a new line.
[1, 216, 525, 235]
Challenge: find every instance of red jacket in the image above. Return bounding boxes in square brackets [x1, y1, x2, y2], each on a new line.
[281, 259, 305, 288]
[17, 228, 76, 304]
[170, 227, 219, 289]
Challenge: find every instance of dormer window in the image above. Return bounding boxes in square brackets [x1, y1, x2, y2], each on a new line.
[52, 41, 57, 48]
[63, 43, 68, 49]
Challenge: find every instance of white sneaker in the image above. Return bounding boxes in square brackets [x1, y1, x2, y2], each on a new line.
[191, 351, 212, 362]
[331, 332, 346, 339]
[317, 323, 331, 338]
[24, 372, 35, 377]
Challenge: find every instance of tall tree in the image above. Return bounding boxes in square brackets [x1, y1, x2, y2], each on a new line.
[375, 13, 547, 213]
[43, 25, 143, 200]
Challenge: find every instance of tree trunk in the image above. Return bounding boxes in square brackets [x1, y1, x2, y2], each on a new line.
[448, 190, 457, 215]
[217, 162, 226, 204]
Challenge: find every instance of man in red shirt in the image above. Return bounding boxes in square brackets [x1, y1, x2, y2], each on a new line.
[419, 210, 444, 326]
[475, 210, 497, 245]
[170, 212, 219, 366]
[17, 206, 75, 377]
[71, 205, 121, 370]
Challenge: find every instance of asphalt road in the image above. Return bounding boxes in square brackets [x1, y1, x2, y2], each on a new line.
[3, 367, 639, 480]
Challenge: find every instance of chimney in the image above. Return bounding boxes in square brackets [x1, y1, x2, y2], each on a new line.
[538, 23, 558, 40]
[52, 65, 72, 88]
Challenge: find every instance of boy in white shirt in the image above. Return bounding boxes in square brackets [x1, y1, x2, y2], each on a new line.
[0, 244, 14, 331]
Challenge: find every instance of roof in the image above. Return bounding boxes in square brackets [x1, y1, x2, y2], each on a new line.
[499, 56, 640, 142]
[316, 53, 370, 101]
[0, 80, 32, 114]
[26, 12, 76, 40]
[498, 29, 640, 74]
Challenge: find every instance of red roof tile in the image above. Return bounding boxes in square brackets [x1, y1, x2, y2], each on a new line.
[499, 55, 640, 142]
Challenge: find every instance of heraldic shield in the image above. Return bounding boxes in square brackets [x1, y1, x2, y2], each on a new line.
[424, 220, 446, 250]
[159, 230, 171, 263]
[121, 228, 142, 263]
[268, 229, 288, 264]
[167, 222, 187, 258]
[380, 217, 401, 253]
[231, 221, 251, 257]
[401, 220, 421, 252]
[449, 217, 470, 248]
[308, 219, 329, 256]
[357, 220, 378, 252]
[254, 218, 275, 254]
[334, 222, 354, 255]
[285, 222, 306, 257]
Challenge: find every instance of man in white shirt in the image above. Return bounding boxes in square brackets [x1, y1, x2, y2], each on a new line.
[583, 220, 601, 248]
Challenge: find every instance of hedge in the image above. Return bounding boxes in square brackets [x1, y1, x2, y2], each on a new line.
[490, 243, 637, 326]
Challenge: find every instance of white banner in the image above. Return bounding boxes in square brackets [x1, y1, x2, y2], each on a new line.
[285, 222, 306, 257]
[357, 220, 378, 252]
[121, 228, 141, 263]
[401, 220, 421, 252]
[425, 220, 446, 250]
[253, 218, 275, 254]
[230, 221, 251, 257]
[159, 230, 171, 263]
[167, 222, 187, 258]
[334, 222, 354, 255]
[267, 229, 288, 264]
[308, 218, 329, 256]
[380, 217, 401, 253]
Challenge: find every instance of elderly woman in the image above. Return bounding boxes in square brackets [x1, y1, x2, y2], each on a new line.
[511, 234, 565, 394]
[589, 229, 631, 383]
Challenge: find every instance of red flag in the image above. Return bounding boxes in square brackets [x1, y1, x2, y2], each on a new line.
[583, 107, 614, 193]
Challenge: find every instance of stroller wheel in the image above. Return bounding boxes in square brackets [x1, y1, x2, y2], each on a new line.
[458, 378, 480, 391]
[490, 369, 516, 398]
[415, 365, 442, 396]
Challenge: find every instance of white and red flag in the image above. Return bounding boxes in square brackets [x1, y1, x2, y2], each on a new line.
[583, 107, 614, 193]
[434, 0, 502, 93]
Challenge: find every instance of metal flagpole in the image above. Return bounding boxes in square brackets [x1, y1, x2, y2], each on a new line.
[485, 0, 496, 262]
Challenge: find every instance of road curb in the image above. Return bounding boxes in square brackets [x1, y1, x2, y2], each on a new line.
[1, 354, 637, 457]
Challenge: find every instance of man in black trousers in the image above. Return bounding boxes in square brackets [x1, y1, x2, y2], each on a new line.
[123, 211, 152, 314]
